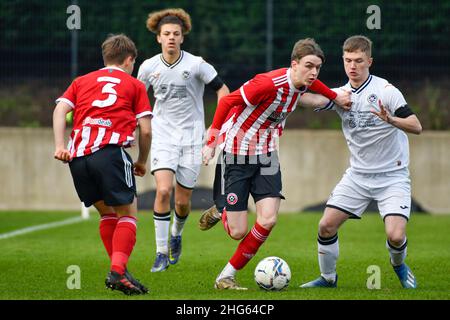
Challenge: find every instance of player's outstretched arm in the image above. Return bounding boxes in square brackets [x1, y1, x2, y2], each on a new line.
[216, 84, 230, 103]
[298, 92, 330, 108]
[134, 116, 152, 176]
[53, 101, 72, 162]
[371, 100, 422, 135]
[299, 89, 351, 111]
[309, 80, 352, 109]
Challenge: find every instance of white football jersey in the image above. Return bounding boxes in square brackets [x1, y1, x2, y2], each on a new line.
[318, 75, 410, 173]
[138, 50, 218, 146]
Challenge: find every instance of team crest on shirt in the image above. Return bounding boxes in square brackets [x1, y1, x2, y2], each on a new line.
[182, 71, 191, 79]
[367, 93, 378, 103]
[152, 158, 158, 166]
[227, 193, 238, 205]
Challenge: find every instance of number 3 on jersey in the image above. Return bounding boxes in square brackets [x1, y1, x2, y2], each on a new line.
[92, 76, 121, 108]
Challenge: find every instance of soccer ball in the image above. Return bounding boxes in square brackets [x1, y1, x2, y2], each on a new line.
[254, 256, 291, 291]
[65, 111, 73, 124]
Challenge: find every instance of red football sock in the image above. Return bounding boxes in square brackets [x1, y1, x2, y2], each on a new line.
[99, 214, 118, 259]
[229, 222, 271, 270]
[111, 215, 137, 275]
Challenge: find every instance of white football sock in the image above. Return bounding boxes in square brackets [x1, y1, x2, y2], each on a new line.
[386, 238, 407, 266]
[171, 211, 188, 237]
[318, 233, 339, 283]
[217, 263, 237, 281]
[153, 211, 171, 255]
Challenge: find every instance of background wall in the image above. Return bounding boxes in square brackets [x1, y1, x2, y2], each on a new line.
[1, 128, 448, 214]
[0, 1, 448, 214]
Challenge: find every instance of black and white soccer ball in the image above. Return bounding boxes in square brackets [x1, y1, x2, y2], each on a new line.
[254, 256, 291, 291]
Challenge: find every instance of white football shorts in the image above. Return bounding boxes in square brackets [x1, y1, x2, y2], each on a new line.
[326, 167, 411, 220]
[150, 142, 202, 189]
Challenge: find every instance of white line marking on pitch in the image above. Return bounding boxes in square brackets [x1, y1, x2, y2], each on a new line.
[0, 216, 89, 240]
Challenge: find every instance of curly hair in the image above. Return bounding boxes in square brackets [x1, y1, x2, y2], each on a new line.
[146, 8, 192, 35]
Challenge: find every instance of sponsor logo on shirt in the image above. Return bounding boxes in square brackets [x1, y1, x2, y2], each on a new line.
[82, 117, 112, 127]
[348, 113, 357, 128]
[267, 111, 288, 124]
[159, 84, 187, 99]
[347, 111, 376, 128]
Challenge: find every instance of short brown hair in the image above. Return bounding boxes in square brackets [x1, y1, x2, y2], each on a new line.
[146, 8, 192, 35]
[101, 34, 137, 65]
[343, 35, 372, 57]
[291, 38, 325, 63]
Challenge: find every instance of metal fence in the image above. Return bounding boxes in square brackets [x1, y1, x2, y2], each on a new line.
[0, 0, 449, 128]
[1, 0, 449, 86]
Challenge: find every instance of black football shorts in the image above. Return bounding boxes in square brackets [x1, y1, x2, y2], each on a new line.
[220, 152, 285, 212]
[69, 145, 136, 207]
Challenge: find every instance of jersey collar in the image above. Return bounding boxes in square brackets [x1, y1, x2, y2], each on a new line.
[349, 74, 373, 94]
[101, 66, 126, 73]
[160, 50, 184, 69]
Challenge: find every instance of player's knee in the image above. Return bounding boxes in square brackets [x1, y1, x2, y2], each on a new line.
[156, 187, 172, 202]
[229, 228, 246, 240]
[258, 217, 277, 231]
[318, 219, 338, 237]
[228, 224, 247, 240]
[175, 201, 190, 215]
[387, 231, 406, 247]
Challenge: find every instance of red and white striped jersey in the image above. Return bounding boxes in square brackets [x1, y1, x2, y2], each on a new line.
[217, 68, 306, 155]
[56, 66, 153, 159]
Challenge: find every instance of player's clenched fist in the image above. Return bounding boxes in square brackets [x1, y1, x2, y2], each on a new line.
[334, 89, 352, 110]
[133, 161, 147, 177]
[54, 148, 71, 162]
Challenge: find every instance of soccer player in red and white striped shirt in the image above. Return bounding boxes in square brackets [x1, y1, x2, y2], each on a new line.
[201, 38, 351, 290]
[53, 34, 152, 295]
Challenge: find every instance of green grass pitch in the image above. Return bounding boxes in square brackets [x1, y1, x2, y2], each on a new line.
[0, 211, 449, 300]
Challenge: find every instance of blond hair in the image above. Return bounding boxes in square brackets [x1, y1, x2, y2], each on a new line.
[101, 34, 137, 65]
[291, 38, 325, 63]
[343, 35, 372, 57]
[146, 8, 192, 35]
